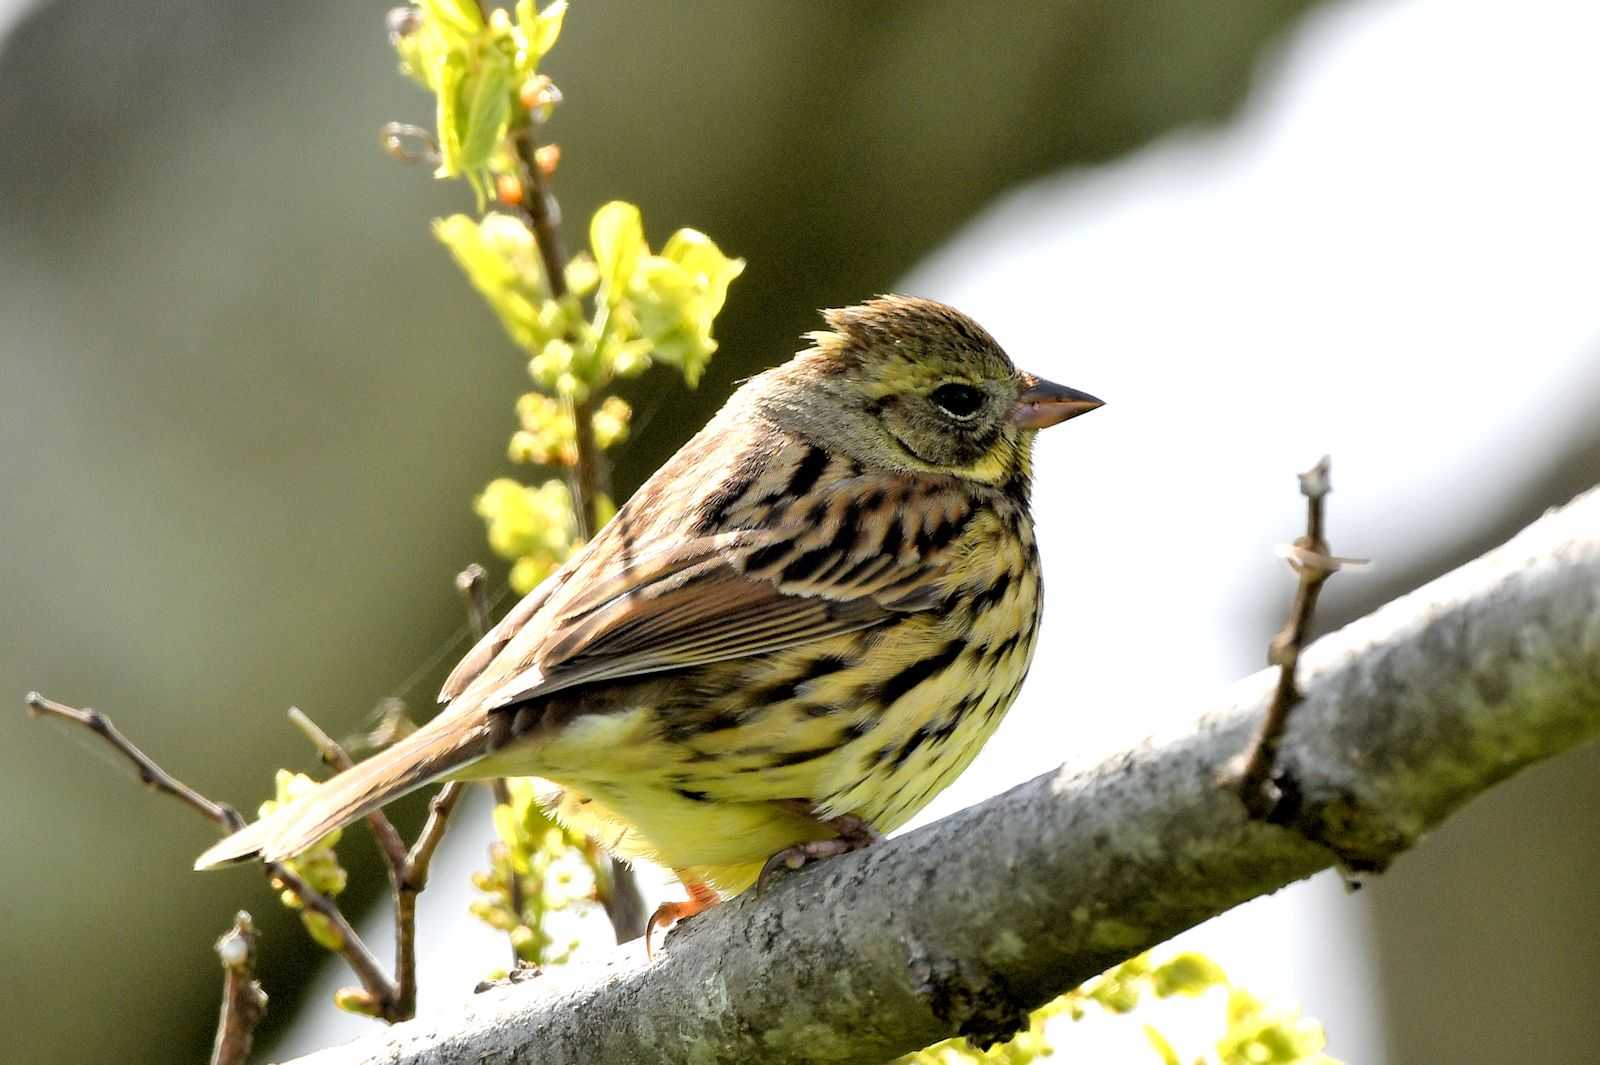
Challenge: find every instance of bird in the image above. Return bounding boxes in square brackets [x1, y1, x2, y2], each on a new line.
[195, 295, 1102, 947]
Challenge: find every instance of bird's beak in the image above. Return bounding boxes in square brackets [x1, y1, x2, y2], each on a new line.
[1011, 374, 1105, 429]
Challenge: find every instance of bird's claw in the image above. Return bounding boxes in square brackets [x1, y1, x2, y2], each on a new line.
[757, 813, 883, 894]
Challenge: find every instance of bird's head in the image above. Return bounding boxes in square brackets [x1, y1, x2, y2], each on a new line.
[759, 295, 1102, 488]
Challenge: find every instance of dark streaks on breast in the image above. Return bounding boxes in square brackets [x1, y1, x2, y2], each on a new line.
[870, 637, 966, 707]
[1000, 470, 1031, 508]
[969, 570, 1013, 615]
[889, 724, 934, 768]
[838, 718, 875, 741]
[750, 675, 802, 706]
[801, 653, 853, 683]
[768, 744, 840, 769]
[915, 505, 974, 554]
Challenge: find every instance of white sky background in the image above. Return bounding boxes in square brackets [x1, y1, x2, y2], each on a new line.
[281, 0, 1600, 1060]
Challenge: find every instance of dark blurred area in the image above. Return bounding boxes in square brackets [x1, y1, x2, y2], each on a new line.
[2, 1, 1596, 1062]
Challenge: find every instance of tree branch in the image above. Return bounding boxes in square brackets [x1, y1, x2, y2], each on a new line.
[285, 484, 1600, 1065]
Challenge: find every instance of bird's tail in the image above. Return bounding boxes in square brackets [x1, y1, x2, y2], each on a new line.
[194, 710, 488, 870]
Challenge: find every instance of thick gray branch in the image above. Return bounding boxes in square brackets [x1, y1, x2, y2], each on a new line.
[287, 487, 1600, 1065]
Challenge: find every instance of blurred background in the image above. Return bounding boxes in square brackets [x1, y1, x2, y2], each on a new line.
[3, 0, 1598, 1062]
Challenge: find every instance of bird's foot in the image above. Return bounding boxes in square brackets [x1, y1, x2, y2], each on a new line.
[757, 812, 883, 894]
[644, 878, 720, 959]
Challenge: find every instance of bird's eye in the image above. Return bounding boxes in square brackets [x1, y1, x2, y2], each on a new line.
[930, 383, 985, 419]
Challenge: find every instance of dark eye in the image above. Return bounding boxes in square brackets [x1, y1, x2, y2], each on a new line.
[930, 383, 985, 419]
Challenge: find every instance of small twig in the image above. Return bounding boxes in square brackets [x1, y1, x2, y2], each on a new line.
[1222, 456, 1362, 818]
[456, 562, 492, 641]
[26, 692, 239, 829]
[381, 779, 465, 1017]
[23, 691, 401, 1019]
[512, 129, 568, 301]
[211, 911, 268, 1065]
[289, 700, 453, 1020]
[511, 126, 609, 539]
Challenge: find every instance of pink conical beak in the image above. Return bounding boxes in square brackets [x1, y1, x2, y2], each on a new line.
[1012, 374, 1104, 429]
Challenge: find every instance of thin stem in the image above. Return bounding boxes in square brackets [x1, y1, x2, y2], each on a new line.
[210, 911, 268, 1065]
[1221, 455, 1353, 818]
[26, 692, 240, 830]
[513, 130, 568, 300]
[456, 562, 492, 642]
[394, 781, 468, 1015]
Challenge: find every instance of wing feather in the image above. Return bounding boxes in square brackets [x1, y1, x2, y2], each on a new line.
[438, 422, 972, 717]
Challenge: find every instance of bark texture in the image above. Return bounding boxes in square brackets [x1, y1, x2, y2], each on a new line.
[286, 487, 1600, 1065]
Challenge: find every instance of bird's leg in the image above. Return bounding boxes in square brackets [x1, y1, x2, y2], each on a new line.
[757, 803, 884, 894]
[644, 877, 720, 959]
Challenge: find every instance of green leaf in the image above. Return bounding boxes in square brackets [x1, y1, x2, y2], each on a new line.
[434, 213, 550, 350]
[424, 0, 484, 41]
[432, 49, 469, 176]
[590, 201, 646, 303]
[516, 0, 567, 65]
[455, 48, 513, 175]
[630, 229, 744, 386]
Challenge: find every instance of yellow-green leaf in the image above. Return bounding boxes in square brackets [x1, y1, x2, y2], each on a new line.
[434, 213, 549, 351]
[423, 0, 484, 41]
[590, 201, 646, 302]
[455, 49, 514, 175]
[516, 0, 566, 65]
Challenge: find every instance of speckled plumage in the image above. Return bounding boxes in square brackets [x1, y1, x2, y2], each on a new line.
[196, 295, 1101, 912]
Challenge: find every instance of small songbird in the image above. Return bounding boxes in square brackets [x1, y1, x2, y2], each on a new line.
[196, 296, 1102, 942]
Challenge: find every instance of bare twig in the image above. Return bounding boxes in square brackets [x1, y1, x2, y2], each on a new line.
[511, 125, 608, 541]
[23, 691, 400, 1019]
[26, 692, 239, 829]
[211, 911, 268, 1065]
[512, 130, 568, 301]
[456, 562, 492, 641]
[289, 699, 455, 1021]
[1221, 456, 1362, 818]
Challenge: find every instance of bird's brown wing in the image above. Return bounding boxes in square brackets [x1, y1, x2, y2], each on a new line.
[439, 490, 958, 715]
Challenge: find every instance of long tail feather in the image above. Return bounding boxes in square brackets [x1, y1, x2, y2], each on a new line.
[194, 713, 487, 870]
